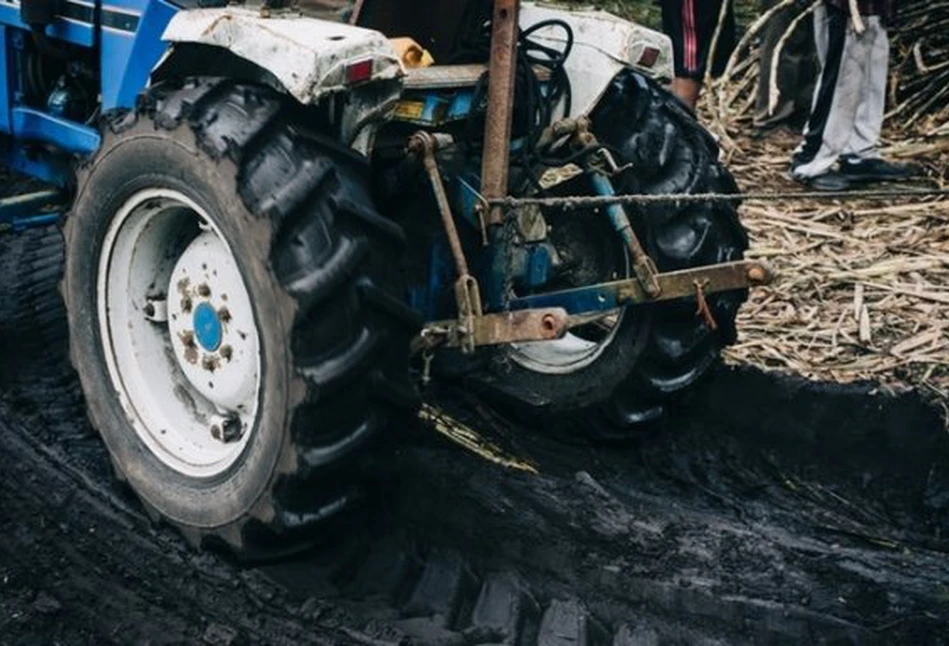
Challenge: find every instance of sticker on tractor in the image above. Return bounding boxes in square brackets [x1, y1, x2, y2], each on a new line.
[394, 100, 426, 121]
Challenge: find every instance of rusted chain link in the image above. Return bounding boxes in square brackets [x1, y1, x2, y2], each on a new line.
[487, 187, 949, 210]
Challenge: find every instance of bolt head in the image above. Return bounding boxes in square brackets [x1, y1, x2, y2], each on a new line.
[747, 265, 767, 284]
[540, 314, 559, 335]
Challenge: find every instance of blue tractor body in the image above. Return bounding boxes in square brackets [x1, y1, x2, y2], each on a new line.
[0, 0, 176, 188]
[0, 0, 639, 316]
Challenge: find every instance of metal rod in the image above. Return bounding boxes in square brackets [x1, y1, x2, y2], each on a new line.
[509, 260, 773, 314]
[410, 133, 470, 277]
[480, 0, 520, 227]
[587, 172, 661, 297]
[0, 189, 67, 234]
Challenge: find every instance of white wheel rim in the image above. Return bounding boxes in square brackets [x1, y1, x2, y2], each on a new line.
[97, 188, 261, 478]
[509, 228, 630, 375]
[508, 310, 625, 375]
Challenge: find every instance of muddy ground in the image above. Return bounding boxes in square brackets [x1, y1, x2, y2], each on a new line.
[1, 229, 948, 645]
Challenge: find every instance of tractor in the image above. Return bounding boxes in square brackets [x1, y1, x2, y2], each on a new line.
[0, 0, 771, 557]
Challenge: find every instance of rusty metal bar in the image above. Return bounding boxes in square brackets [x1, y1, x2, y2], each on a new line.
[624, 260, 773, 303]
[409, 131, 489, 353]
[480, 0, 521, 227]
[409, 132, 470, 278]
[510, 260, 774, 313]
[421, 307, 569, 350]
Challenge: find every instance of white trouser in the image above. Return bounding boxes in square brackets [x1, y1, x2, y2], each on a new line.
[791, 4, 889, 178]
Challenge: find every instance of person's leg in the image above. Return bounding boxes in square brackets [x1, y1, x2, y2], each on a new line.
[838, 18, 918, 182]
[671, 77, 702, 109]
[759, 16, 818, 131]
[791, 4, 866, 186]
[812, 1, 829, 69]
[844, 16, 887, 159]
[786, 15, 819, 127]
[661, 0, 706, 110]
[780, 4, 820, 128]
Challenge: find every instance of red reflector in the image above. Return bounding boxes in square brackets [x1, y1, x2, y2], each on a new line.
[346, 59, 374, 85]
[637, 47, 660, 69]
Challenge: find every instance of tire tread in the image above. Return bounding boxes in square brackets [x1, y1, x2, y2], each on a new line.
[65, 77, 418, 559]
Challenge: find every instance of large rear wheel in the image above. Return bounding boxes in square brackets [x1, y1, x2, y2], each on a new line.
[593, 72, 749, 430]
[475, 72, 748, 438]
[63, 79, 418, 558]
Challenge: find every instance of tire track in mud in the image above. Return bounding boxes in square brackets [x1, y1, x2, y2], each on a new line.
[2, 229, 949, 645]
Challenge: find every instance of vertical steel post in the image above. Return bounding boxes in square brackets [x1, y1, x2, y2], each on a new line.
[480, 0, 520, 227]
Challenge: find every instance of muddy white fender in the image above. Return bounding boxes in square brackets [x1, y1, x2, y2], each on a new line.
[519, 2, 674, 117]
[161, 7, 403, 104]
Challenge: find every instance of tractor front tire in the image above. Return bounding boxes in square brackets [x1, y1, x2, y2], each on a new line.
[63, 79, 418, 559]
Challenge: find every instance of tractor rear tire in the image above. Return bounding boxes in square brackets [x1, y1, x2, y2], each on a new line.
[475, 72, 748, 439]
[63, 79, 418, 559]
[590, 71, 749, 433]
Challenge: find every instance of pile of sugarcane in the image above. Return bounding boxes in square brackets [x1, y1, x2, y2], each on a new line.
[699, 0, 949, 143]
[687, 0, 949, 419]
[888, 0, 949, 135]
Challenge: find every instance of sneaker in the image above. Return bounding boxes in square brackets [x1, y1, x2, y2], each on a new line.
[790, 170, 851, 191]
[839, 156, 919, 183]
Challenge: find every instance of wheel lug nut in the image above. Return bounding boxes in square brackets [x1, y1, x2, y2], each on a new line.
[220, 345, 233, 361]
[198, 283, 211, 297]
[218, 307, 231, 323]
[181, 296, 193, 313]
[541, 313, 558, 334]
[143, 298, 168, 323]
[179, 331, 198, 364]
[222, 418, 242, 442]
[211, 416, 242, 443]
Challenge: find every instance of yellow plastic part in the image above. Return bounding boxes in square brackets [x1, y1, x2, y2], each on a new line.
[390, 37, 435, 68]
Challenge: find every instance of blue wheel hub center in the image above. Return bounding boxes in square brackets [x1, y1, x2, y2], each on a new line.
[193, 302, 223, 352]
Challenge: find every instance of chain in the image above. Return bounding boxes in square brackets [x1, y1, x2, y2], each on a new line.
[501, 210, 518, 310]
[487, 186, 949, 210]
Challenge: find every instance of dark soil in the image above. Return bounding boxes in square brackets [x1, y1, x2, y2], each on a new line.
[1, 228, 948, 645]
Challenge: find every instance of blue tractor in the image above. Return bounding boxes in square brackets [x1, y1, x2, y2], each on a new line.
[0, 0, 770, 557]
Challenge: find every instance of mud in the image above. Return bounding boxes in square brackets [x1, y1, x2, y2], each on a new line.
[1, 228, 948, 645]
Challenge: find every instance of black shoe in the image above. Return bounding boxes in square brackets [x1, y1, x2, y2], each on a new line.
[791, 170, 851, 191]
[839, 156, 919, 183]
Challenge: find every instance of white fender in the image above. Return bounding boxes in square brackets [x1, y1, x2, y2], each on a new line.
[520, 3, 674, 117]
[161, 7, 403, 104]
